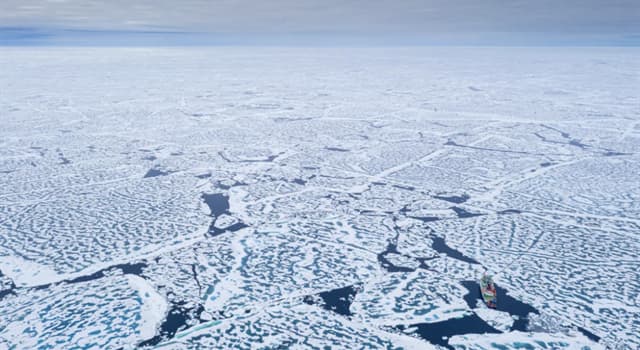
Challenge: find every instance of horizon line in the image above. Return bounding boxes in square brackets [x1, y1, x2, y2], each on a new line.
[1, 26, 638, 47]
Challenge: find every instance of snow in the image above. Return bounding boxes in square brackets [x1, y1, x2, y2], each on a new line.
[474, 307, 514, 332]
[126, 274, 169, 340]
[0, 253, 60, 287]
[0, 46, 638, 349]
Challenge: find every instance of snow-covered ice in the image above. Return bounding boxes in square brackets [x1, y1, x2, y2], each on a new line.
[0, 47, 638, 349]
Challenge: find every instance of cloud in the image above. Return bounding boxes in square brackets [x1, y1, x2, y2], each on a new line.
[0, 0, 638, 45]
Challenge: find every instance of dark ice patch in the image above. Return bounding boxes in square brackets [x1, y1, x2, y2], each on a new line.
[409, 216, 440, 223]
[569, 139, 588, 149]
[540, 124, 570, 139]
[392, 184, 415, 191]
[498, 209, 522, 215]
[377, 237, 437, 273]
[603, 151, 631, 157]
[451, 206, 484, 218]
[292, 178, 306, 185]
[0, 288, 15, 300]
[359, 209, 393, 216]
[214, 180, 247, 190]
[138, 301, 205, 347]
[56, 148, 71, 165]
[433, 194, 470, 204]
[377, 241, 417, 273]
[32, 262, 148, 291]
[201, 193, 248, 236]
[201, 193, 230, 217]
[397, 313, 501, 350]
[430, 235, 479, 265]
[325, 147, 349, 152]
[0, 270, 16, 301]
[577, 326, 601, 342]
[209, 222, 249, 237]
[303, 284, 360, 316]
[144, 168, 173, 178]
[461, 280, 539, 331]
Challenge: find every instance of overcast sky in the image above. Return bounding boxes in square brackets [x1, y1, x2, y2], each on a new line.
[1, 0, 638, 45]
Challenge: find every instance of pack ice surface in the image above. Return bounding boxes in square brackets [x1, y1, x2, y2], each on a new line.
[0, 47, 638, 349]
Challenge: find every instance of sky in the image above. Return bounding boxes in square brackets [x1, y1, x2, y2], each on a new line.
[1, 0, 639, 45]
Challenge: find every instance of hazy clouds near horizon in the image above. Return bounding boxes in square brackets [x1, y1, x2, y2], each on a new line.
[1, 0, 639, 45]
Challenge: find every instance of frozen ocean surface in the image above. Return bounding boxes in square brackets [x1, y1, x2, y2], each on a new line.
[0, 47, 638, 349]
